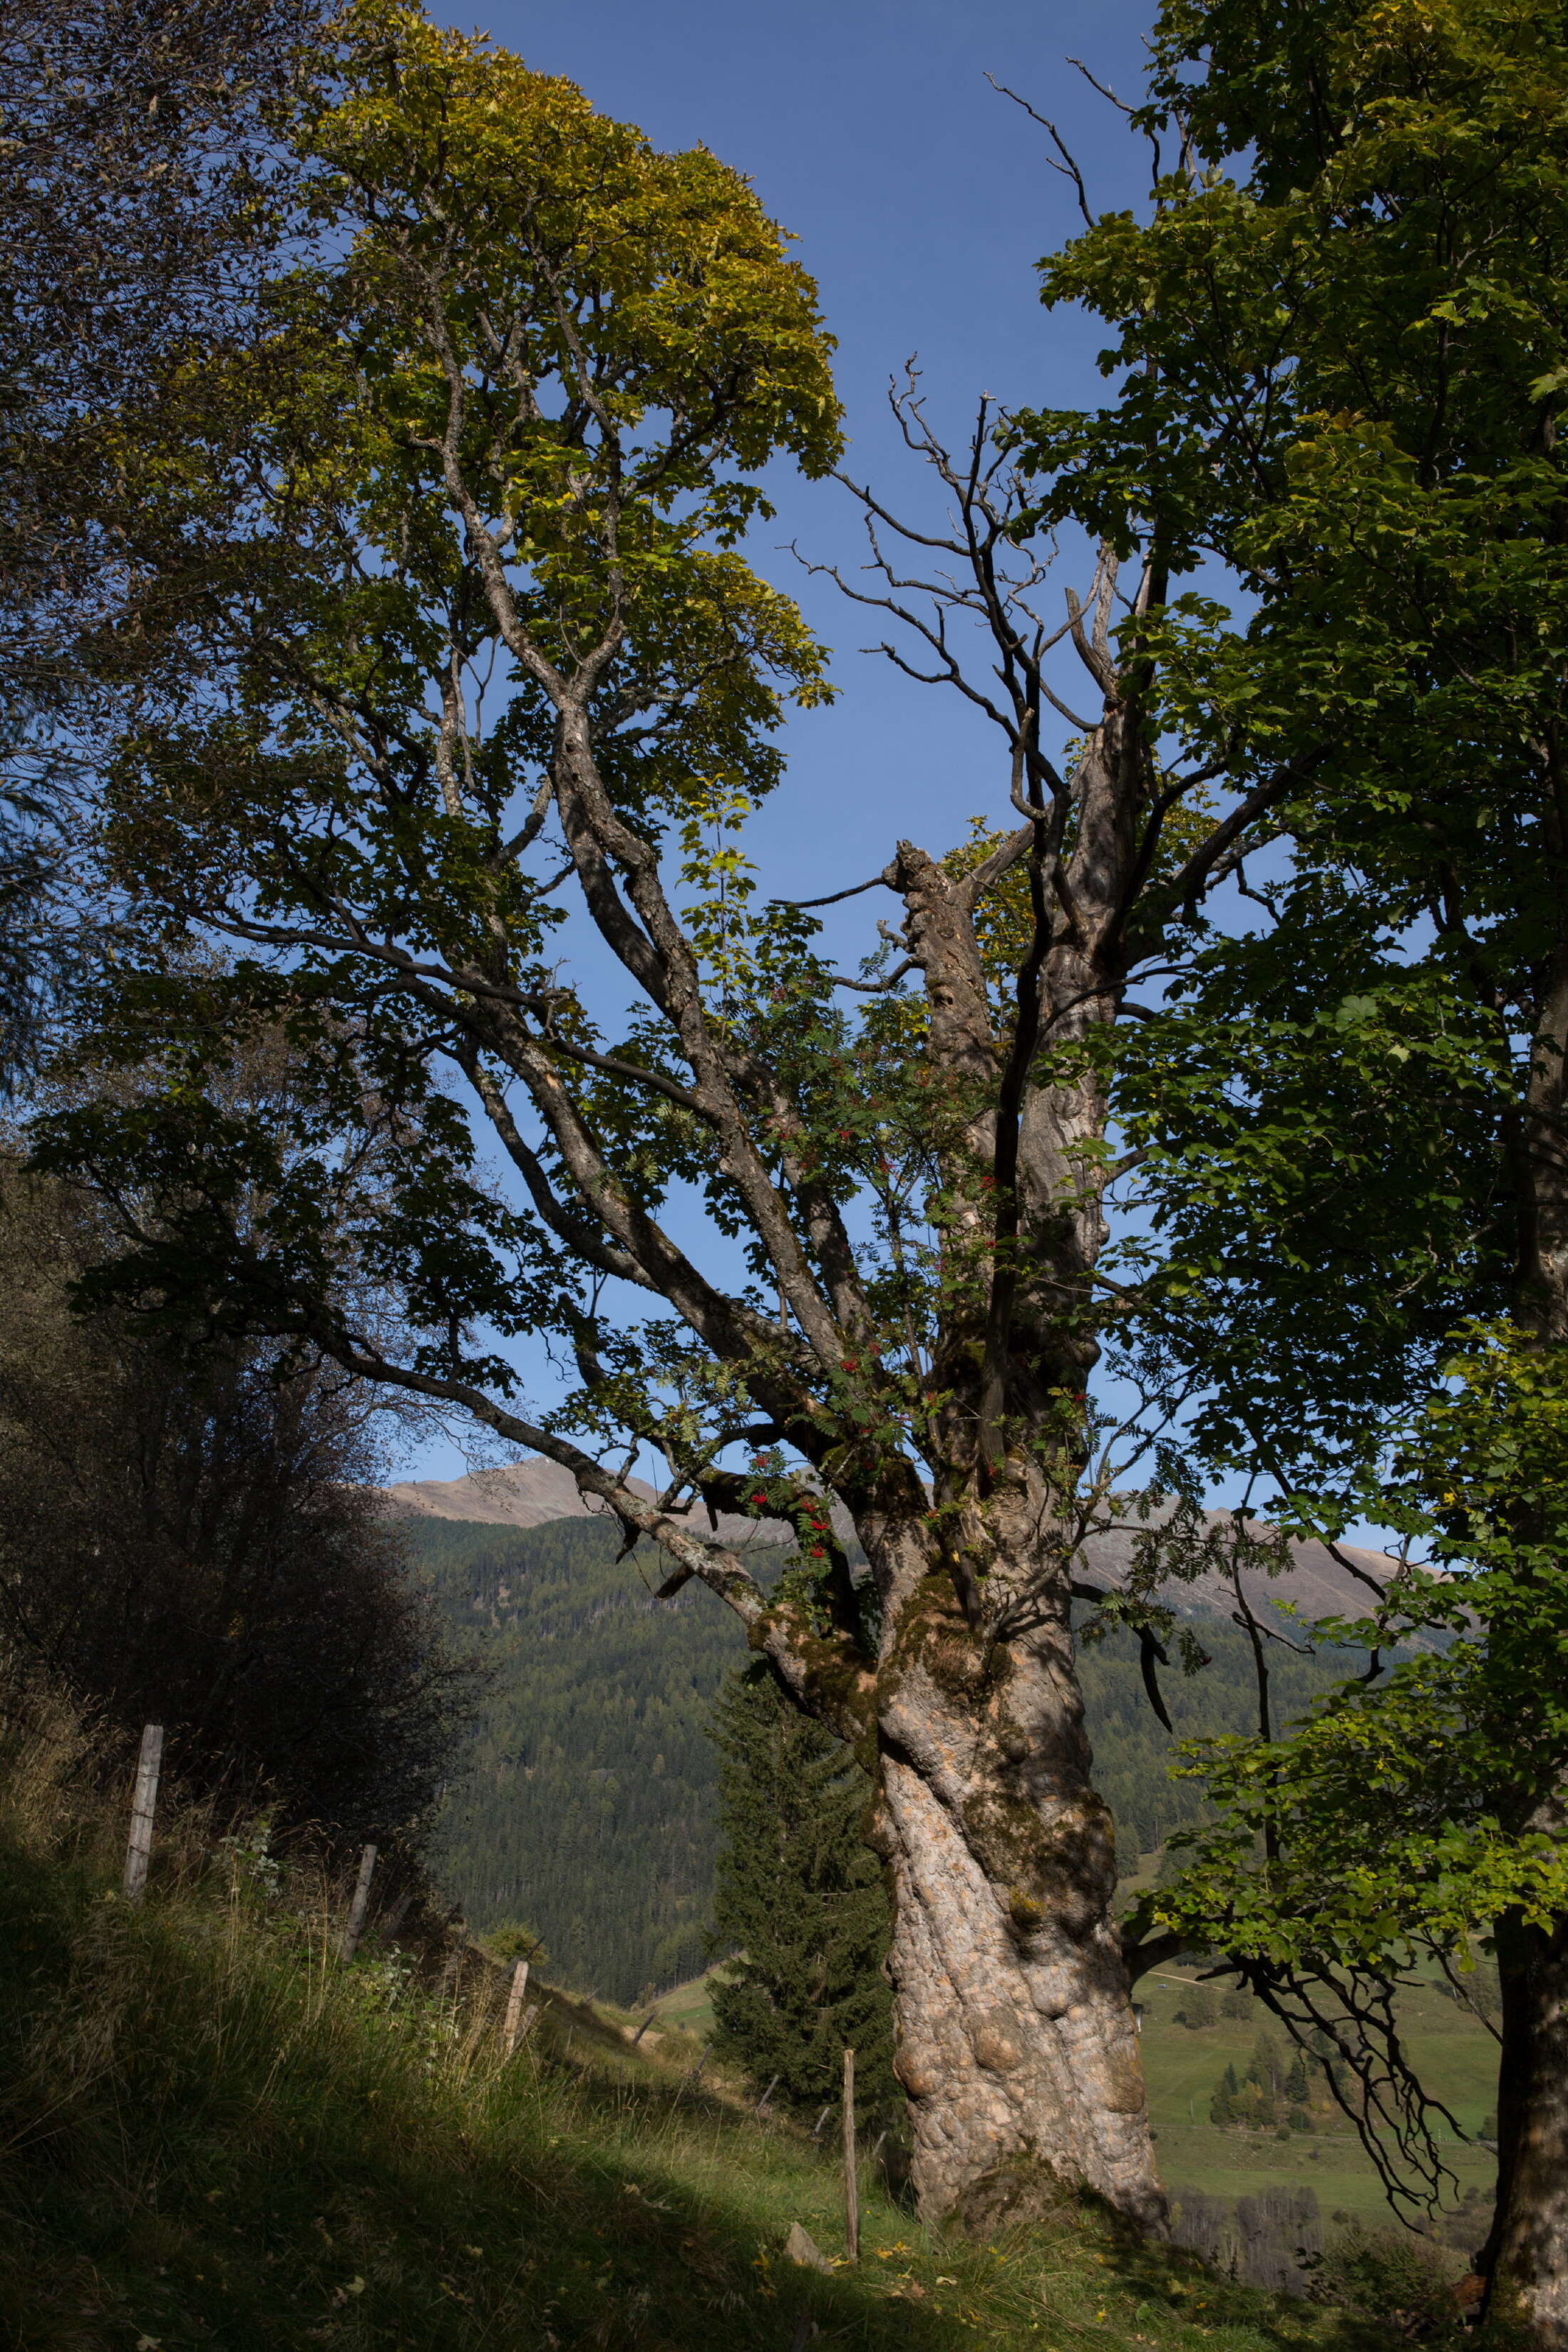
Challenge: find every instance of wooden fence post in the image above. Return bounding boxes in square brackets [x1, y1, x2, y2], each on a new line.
[755, 2071, 781, 2116]
[338, 1843, 376, 1961]
[502, 1959, 530, 2056]
[381, 1889, 413, 1939]
[631, 2008, 659, 2046]
[674, 2048, 706, 2102]
[841, 2046, 859, 2264]
[123, 1723, 163, 1904]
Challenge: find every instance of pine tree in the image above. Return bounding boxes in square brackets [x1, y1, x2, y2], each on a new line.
[1284, 2050, 1309, 2105]
[1211, 2061, 1241, 2126]
[1246, 2031, 1282, 2095]
[707, 1665, 898, 2121]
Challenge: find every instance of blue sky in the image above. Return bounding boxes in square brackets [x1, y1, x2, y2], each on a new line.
[401, 0, 1182, 1485]
[460, 0, 1159, 898]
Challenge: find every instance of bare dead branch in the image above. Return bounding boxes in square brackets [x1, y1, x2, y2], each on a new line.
[775, 870, 897, 911]
[986, 74, 1095, 229]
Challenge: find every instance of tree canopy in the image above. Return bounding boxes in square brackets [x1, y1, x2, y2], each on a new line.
[1015, 0, 1568, 2314]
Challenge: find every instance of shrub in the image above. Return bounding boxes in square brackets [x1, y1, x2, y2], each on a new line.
[1307, 2222, 1464, 2341]
[480, 1921, 549, 1970]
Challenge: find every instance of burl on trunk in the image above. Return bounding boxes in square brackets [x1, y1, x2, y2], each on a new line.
[871, 1530, 1162, 2226]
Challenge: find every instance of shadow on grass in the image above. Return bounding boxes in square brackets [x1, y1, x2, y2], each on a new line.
[0, 1832, 1329, 2352]
[1097, 2215, 1317, 2345]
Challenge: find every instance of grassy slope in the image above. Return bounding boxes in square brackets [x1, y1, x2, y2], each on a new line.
[644, 1968, 723, 2039]
[642, 1956, 1497, 2239]
[1132, 1968, 1495, 2234]
[2, 1763, 1348, 2352]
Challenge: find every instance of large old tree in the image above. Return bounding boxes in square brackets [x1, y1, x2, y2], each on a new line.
[43, 1, 1302, 2224]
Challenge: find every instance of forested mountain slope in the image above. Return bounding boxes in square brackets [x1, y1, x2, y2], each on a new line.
[418, 1517, 753, 1997]
[413, 1516, 1363, 2003]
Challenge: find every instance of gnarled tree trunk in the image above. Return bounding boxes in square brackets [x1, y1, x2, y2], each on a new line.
[812, 663, 1168, 2229]
[868, 1510, 1162, 2227]
[1482, 932, 1568, 2340]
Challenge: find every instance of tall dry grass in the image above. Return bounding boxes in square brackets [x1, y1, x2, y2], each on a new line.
[0, 1680, 1336, 2352]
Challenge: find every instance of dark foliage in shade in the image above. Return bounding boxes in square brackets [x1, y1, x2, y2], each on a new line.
[706, 1663, 897, 2122]
[0, 1171, 480, 1863]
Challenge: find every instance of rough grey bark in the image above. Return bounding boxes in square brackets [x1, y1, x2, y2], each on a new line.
[815, 626, 1167, 2224]
[869, 1497, 1160, 2224]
